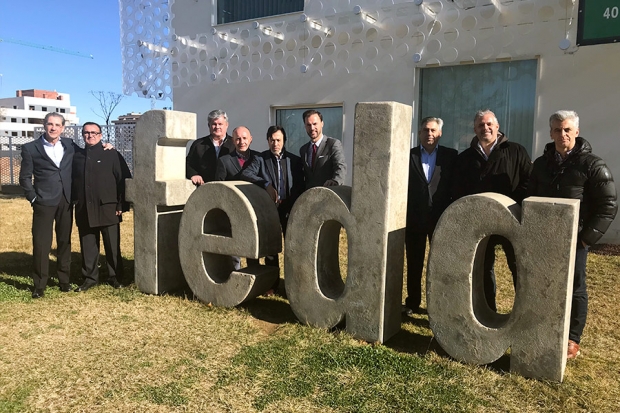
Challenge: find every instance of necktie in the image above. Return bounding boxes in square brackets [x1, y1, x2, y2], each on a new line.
[312, 144, 317, 168]
[238, 156, 245, 168]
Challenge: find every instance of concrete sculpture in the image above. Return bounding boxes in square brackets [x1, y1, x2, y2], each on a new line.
[126, 107, 580, 381]
[427, 194, 579, 382]
[284, 101, 411, 343]
[125, 110, 196, 294]
[178, 181, 281, 306]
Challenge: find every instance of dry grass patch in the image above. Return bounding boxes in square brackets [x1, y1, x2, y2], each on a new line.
[2, 197, 620, 412]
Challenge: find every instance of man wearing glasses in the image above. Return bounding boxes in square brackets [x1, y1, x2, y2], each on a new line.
[20, 112, 76, 298]
[72, 122, 131, 292]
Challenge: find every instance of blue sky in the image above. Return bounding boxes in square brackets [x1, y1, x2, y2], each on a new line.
[0, 0, 169, 123]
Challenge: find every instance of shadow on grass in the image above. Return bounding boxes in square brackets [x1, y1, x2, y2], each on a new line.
[386, 317, 512, 375]
[0, 250, 136, 292]
[240, 296, 298, 325]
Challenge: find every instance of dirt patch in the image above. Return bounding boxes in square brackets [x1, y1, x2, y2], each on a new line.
[252, 318, 280, 336]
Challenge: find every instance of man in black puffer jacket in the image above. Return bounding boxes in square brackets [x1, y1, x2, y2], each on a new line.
[528, 110, 617, 360]
[452, 110, 533, 312]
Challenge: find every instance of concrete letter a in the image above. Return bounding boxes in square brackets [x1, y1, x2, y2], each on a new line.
[427, 194, 579, 381]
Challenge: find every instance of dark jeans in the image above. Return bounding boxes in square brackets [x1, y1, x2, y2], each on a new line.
[569, 244, 589, 344]
[483, 235, 517, 312]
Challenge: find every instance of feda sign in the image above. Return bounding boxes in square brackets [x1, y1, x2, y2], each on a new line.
[126, 105, 578, 382]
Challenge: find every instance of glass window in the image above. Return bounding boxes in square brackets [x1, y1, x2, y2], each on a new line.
[41, 107, 48, 112]
[275, 106, 343, 156]
[29, 106, 35, 110]
[60, 108, 66, 113]
[11, 118, 16, 123]
[218, 0, 304, 24]
[418, 59, 537, 155]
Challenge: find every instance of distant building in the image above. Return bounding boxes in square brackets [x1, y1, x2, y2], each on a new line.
[0, 89, 79, 139]
[112, 112, 141, 126]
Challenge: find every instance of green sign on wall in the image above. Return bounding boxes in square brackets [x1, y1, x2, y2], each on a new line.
[577, 0, 620, 45]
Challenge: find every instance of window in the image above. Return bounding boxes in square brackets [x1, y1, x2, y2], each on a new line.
[60, 108, 66, 113]
[29, 106, 35, 110]
[11, 132, 17, 137]
[217, 0, 304, 24]
[275, 106, 343, 156]
[418, 59, 537, 155]
[11, 118, 16, 123]
[22, 119, 25, 123]
[27, 131, 34, 138]
[13, 105, 17, 109]
[41, 107, 48, 112]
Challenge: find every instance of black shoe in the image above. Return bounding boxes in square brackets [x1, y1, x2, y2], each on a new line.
[74, 283, 95, 292]
[107, 278, 122, 289]
[59, 283, 72, 293]
[32, 289, 44, 299]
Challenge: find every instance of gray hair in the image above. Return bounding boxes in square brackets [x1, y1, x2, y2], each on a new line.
[420, 116, 444, 130]
[207, 109, 228, 125]
[473, 109, 498, 125]
[549, 110, 579, 129]
[43, 112, 66, 126]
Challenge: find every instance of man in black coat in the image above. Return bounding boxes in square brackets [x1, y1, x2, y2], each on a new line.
[452, 110, 532, 311]
[215, 126, 260, 270]
[528, 110, 617, 359]
[186, 109, 235, 185]
[404, 117, 457, 315]
[72, 122, 131, 292]
[241, 125, 305, 293]
[19, 112, 75, 298]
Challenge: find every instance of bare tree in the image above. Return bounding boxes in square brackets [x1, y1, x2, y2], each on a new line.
[89, 91, 125, 125]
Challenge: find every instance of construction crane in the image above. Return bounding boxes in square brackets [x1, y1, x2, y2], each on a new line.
[0, 37, 94, 59]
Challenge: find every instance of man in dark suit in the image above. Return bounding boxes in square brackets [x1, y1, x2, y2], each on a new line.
[215, 125, 260, 270]
[72, 122, 132, 292]
[241, 125, 305, 293]
[299, 109, 346, 188]
[186, 109, 235, 185]
[19, 112, 76, 298]
[404, 117, 458, 315]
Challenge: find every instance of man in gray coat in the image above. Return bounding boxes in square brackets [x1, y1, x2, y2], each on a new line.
[19, 112, 75, 298]
[299, 110, 346, 189]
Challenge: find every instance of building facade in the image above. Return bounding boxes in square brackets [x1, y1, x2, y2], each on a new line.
[119, 0, 620, 242]
[0, 89, 79, 138]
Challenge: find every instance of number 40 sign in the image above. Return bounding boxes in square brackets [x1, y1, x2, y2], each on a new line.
[578, 0, 620, 46]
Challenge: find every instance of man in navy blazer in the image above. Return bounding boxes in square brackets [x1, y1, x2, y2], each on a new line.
[19, 112, 76, 298]
[404, 117, 457, 315]
[298, 110, 346, 189]
[241, 126, 305, 292]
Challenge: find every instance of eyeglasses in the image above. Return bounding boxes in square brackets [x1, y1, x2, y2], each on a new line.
[83, 131, 101, 136]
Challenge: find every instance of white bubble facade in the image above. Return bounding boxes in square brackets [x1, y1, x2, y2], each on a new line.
[119, 0, 580, 101]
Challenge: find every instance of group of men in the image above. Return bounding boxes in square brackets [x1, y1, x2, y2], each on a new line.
[19, 112, 131, 298]
[404, 109, 617, 360]
[185, 109, 346, 293]
[20, 107, 617, 361]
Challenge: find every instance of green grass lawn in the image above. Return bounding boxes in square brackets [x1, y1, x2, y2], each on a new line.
[1, 196, 619, 412]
